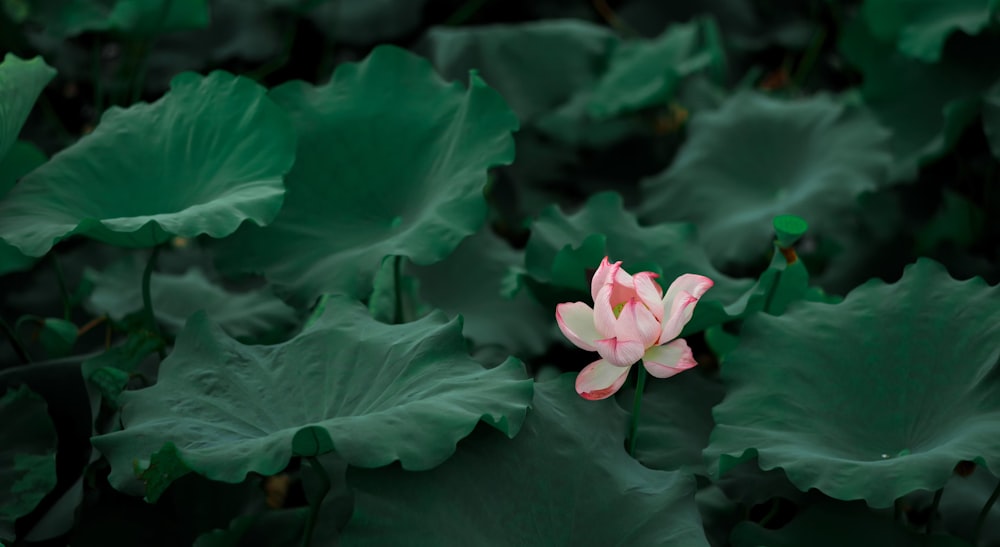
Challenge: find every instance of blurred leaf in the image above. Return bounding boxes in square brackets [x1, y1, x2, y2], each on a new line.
[81, 333, 162, 408]
[411, 227, 552, 359]
[367, 255, 426, 325]
[308, 0, 428, 45]
[840, 18, 1000, 180]
[640, 91, 893, 267]
[37, 317, 76, 358]
[706, 259, 1000, 508]
[341, 374, 709, 546]
[92, 298, 533, 497]
[0, 385, 58, 542]
[0, 142, 45, 276]
[85, 257, 296, 340]
[862, 0, 997, 62]
[0, 54, 55, 163]
[16, 0, 209, 38]
[217, 46, 518, 304]
[0, 71, 295, 256]
[985, 78, 1000, 160]
[421, 20, 617, 123]
[588, 16, 726, 119]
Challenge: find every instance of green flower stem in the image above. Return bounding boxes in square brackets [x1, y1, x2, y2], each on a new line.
[627, 364, 648, 457]
[301, 455, 331, 547]
[142, 246, 164, 356]
[974, 477, 1000, 544]
[927, 487, 943, 534]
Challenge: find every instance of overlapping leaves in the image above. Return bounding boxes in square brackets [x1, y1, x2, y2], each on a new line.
[91, 297, 533, 497]
[706, 259, 1000, 508]
[341, 374, 709, 546]
[0, 386, 57, 542]
[0, 70, 295, 256]
[217, 45, 519, 303]
[640, 91, 893, 266]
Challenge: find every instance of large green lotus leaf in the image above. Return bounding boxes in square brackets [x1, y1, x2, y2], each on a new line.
[862, 0, 997, 62]
[84, 257, 296, 340]
[0, 71, 294, 257]
[0, 142, 46, 276]
[420, 20, 617, 123]
[91, 297, 533, 497]
[14, 0, 208, 37]
[524, 191, 753, 331]
[0, 54, 55, 162]
[410, 227, 552, 359]
[216, 46, 518, 303]
[617, 369, 724, 476]
[0, 386, 58, 542]
[640, 91, 893, 267]
[840, 17, 1000, 180]
[985, 79, 1000, 160]
[705, 259, 1000, 508]
[731, 502, 968, 547]
[587, 17, 726, 119]
[341, 373, 709, 546]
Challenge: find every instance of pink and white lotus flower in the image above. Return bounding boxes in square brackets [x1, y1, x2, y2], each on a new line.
[556, 257, 713, 400]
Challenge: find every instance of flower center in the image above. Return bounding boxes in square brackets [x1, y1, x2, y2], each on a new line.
[612, 302, 625, 318]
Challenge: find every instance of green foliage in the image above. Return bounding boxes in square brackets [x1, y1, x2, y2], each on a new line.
[92, 298, 533, 497]
[341, 374, 709, 545]
[640, 91, 894, 266]
[85, 257, 296, 340]
[0, 386, 57, 542]
[217, 45, 519, 303]
[0, 71, 295, 256]
[2, 1, 1000, 544]
[707, 260, 1000, 508]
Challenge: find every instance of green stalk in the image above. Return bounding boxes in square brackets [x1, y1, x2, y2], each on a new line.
[300, 456, 331, 547]
[974, 478, 1000, 544]
[627, 364, 648, 456]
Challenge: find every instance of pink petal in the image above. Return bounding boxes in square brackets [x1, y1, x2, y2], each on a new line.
[594, 337, 646, 367]
[614, 299, 661, 348]
[642, 339, 698, 378]
[590, 257, 619, 302]
[556, 302, 601, 351]
[592, 284, 618, 339]
[659, 274, 714, 344]
[575, 358, 632, 400]
[633, 272, 664, 320]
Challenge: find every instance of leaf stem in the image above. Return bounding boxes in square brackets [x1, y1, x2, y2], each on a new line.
[927, 487, 943, 533]
[627, 363, 648, 457]
[974, 476, 1000, 544]
[142, 246, 164, 357]
[300, 456, 331, 547]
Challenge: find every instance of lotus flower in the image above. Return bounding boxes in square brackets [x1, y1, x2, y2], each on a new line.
[556, 257, 713, 400]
